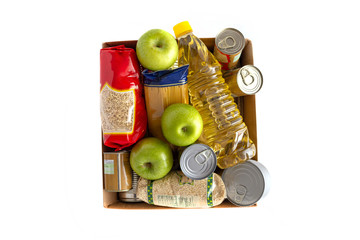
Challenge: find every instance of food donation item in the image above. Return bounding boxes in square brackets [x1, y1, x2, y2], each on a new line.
[137, 171, 226, 208]
[161, 103, 203, 147]
[180, 144, 217, 180]
[100, 45, 147, 150]
[130, 137, 173, 180]
[118, 170, 142, 202]
[143, 65, 189, 142]
[174, 21, 256, 169]
[136, 29, 178, 71]
[103, 151, 132, 192]
[222, 160, 270, 206]
[214, 28, 245, 70]
[223, 65, 263, 97]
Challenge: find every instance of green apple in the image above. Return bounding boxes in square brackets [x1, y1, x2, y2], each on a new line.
[136, 29, 178, 71]
[130, 137, 173, 180]
[161, 103, 203, 147]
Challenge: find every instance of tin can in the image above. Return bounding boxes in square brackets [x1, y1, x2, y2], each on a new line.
[222, 160, 270, 206]
[118, 170, 142, 202]
[223, 65, 263, 97]
[180, 144, 217, 180]
[103, 151, 132, 192]
[214, 28, 245, 70]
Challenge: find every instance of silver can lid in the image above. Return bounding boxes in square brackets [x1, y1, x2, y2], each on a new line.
[180, 144, 217, 180]
[215, 28, 245, 55]
[222, 160, 270, 206]
[237, 65, 263, 95]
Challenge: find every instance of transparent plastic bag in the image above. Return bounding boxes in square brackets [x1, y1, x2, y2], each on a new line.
[143, 65, 189, 142]
[136, 171, 226, 208]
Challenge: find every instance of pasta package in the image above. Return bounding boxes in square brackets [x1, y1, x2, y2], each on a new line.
[143, 65, 189, 141]
[137, 171, 226, 208]
[100, 45, 147, 150]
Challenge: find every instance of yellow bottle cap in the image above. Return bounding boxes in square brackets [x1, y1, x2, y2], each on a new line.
[173, 21, 193, 38]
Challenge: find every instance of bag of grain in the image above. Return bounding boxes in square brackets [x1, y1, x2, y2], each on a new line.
[137, 171, 226, 208]
[100, 45, 147, 150]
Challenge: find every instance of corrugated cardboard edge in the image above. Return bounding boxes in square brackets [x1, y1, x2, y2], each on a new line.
[101, 38, 258, 209]
[241, 40, 258, 160]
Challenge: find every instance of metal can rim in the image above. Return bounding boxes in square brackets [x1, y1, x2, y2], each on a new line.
[215, 28, 245, 54]
[237, 65, 263, 95]
[222, 160, 270, 206]
[103, 150, 129, 154]
[180, 143, 217, 180]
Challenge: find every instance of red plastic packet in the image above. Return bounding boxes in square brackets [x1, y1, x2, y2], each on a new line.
[100, 45, 147, 150]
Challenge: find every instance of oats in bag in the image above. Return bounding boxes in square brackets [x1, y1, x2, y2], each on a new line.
[100, 45, 147, 150]
[137, 171, 226, 208]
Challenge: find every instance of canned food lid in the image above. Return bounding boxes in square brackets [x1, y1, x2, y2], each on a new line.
[180, 144, 217, 180]
[222, 160, 270, 206]
[215, 28, 245, 54]
[237, 65, 263, 95]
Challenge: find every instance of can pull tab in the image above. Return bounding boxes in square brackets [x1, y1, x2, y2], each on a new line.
[218, 36, 236, 49]
[234, 185, 247, 203]
[240, 68, 255, 86]
[195, 149, 212, 165]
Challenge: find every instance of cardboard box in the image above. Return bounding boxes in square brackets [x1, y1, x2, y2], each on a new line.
[101, 38, 258, 209]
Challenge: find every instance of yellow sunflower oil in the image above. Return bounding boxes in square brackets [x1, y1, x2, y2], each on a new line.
[173, 21, 256, 169]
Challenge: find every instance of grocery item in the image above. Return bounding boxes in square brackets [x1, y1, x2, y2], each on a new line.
[223, 65, 263, 97]
[130, 137, 173, 180]
[118, 171, 142, 202]
[136, 29, 178, 71]
[214, 28, 245, 70]
[222, 160, 270, 206]
[100, 45, 147, 151]
[174, 21, 256, 169]
[137, 171, 226, 208]
[161, 103, 203, 147]
[180, 144, 217, 180]
[103, 151, 132, 192]
[143, 65, 189, 141]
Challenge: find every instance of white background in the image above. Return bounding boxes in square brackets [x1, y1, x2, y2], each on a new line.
[1, 0, 359, 239]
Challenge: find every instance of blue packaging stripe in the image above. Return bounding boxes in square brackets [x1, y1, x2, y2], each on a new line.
[143, 65, 189, 87]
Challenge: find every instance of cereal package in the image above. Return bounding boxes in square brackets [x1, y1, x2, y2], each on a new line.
[100, 45, 147, 150]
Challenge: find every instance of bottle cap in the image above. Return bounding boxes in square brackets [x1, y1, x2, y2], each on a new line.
[173, 21, 193, 38]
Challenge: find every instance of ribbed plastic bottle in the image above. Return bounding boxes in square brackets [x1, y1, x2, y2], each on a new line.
[173, 21, 256, 169]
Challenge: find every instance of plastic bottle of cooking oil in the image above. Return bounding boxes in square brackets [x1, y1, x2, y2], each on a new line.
[173, 21, 256, 169]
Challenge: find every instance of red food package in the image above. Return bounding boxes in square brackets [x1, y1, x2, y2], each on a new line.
[100, 45, 147, 150]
